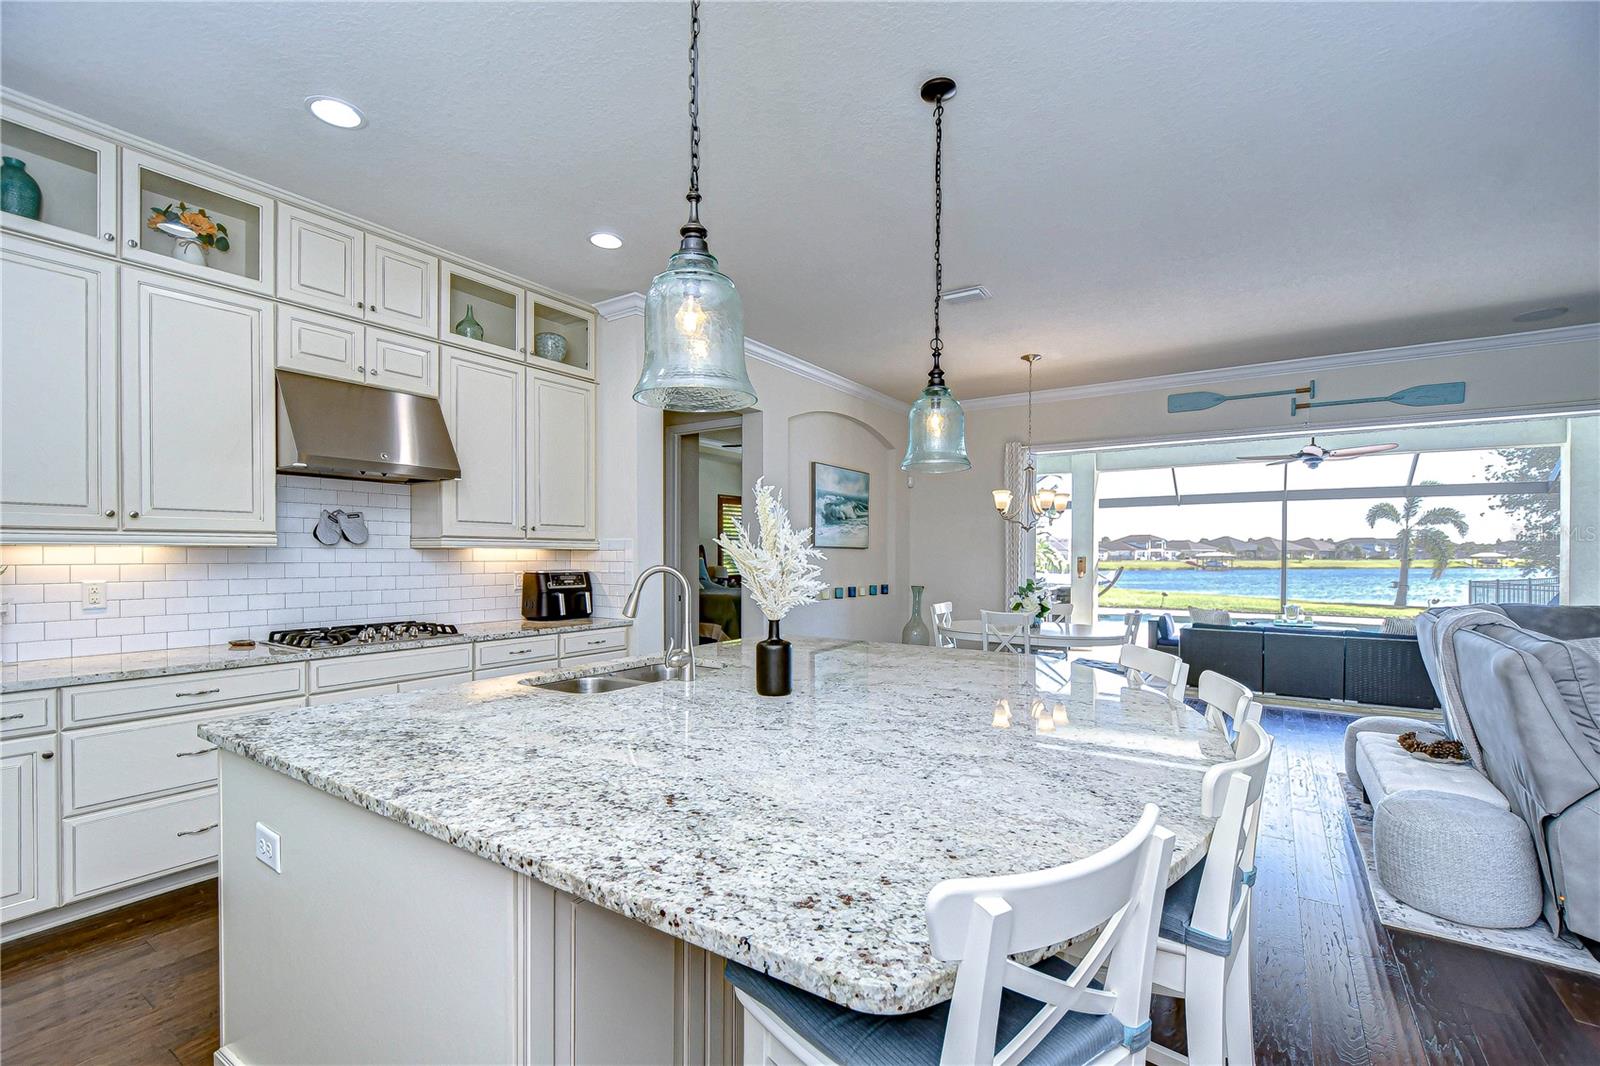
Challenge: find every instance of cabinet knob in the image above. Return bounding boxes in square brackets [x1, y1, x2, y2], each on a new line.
[368, 303, 377, 311]
[103, 232, 115, 242]
[370, 368, 379, 375]
[127, 239, 138, 248]
[359, 366, 367, 375]
[104, 509, 115, 518]
[40, 751, 54, 761]
[128, 510, 140, 519]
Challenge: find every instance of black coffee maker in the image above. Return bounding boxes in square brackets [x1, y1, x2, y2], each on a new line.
[522, 571, 594, 621]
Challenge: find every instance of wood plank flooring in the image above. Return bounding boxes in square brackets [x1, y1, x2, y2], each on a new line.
[2, 707, 1597, 1065]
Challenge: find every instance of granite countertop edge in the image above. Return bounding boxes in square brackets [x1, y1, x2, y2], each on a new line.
[1, 616, 634, 692]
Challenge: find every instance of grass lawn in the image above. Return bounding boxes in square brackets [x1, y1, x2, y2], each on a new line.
[1099, 587, 1421, 620]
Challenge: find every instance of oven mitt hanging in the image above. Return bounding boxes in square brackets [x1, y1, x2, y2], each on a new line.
[314, 509, 344, 546]
[337, 510, 369, 545]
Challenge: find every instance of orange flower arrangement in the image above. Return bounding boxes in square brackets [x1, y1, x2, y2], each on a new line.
[146, 201, 230, 252]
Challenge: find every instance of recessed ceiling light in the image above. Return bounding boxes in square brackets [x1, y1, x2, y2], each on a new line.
[305, 96, 365, 129]
[1512, 306, 1569, 323]
[588, 231, 623, 250]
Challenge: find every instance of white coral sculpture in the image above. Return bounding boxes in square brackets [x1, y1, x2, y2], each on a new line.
[716, 478, 829, 622]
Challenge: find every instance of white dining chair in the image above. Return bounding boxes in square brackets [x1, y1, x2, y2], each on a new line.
[1197, 671, 1262, 751]
[981, 610, 1033, 655]
[1122, 610, 1144, 646]
[1117, 644, 1189, 707]
[729, 805, 1177, 1066]
[1147, 721, 1274, 1066]
[932, 600, 957, 648]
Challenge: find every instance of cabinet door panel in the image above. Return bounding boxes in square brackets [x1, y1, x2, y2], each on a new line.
[277, 204, 364, 316]
[0, 239, 118, 531]
[276, 304, 364, 384]
[121, 270, 275, 534]
[365, 327, 438, 397]
[0, 102, 119, 255]
[1, 735, 59, 921]
[439, 348, 525, 538]
[528, 374, 596, 541]
[365, 237, 437, 335]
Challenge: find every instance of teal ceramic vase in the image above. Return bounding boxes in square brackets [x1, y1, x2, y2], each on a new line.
[1, 157, 42, 220]
[454, 304, 485, 341]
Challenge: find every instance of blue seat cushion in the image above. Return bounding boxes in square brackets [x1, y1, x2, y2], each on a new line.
[1157, 861, 1205, 946]
[725, 955, 1124, 1065]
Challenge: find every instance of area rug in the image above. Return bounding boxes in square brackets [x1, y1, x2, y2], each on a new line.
[1338, 773, 1600, 976]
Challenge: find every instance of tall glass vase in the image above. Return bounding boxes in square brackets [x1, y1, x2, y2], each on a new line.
[901, 585, 931, 645]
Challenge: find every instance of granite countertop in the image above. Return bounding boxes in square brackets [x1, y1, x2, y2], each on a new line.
[199, 638, 1232, 1015]
[0, 616, 631, 692]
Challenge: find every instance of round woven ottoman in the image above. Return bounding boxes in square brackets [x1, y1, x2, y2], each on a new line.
[1373, 790, 1541, 928]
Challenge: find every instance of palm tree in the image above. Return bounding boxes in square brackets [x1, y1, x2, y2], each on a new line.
[1365, 481, 1468, 607]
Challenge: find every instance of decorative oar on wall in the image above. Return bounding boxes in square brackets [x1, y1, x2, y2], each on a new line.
[1167, 382, 1314, 413]
[1290, 381, 1465, 417]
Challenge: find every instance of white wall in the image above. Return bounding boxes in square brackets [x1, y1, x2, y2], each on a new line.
[910, 327, 1600, 617]
[0, 475, 633, 662]
[698, 451, 741, 565]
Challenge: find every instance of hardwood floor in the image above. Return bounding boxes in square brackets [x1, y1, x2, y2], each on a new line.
[2, 708, 1597, 1065]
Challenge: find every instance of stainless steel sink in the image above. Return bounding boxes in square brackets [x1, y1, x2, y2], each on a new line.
[524, 660, 693, 694]
[607, 663, 692, 683]
[530, 675, 649, 695]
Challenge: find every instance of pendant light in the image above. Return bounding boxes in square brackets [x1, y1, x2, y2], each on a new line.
[902, 77, 971, 473]
[634, 0, 757, 413]
[992, 354, 1069, 530]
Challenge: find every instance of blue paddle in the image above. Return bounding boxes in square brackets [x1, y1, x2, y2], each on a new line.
[1292, 381, 1465, 416]
[1167, 382, 1314, 414]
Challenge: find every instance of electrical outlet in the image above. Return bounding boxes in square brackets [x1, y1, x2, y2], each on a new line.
[82, 581, 107, 609]
[0, 601, 10, 623]
[255, 822, 282, 873]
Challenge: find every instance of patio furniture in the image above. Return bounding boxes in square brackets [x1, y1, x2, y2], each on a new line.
[1178, 623, 1438, 709]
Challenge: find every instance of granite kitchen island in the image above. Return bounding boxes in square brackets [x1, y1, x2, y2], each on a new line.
[201, 638, 1233, 1065]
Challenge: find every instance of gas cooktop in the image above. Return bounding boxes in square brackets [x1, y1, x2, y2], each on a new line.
[265, 621, 460, 650]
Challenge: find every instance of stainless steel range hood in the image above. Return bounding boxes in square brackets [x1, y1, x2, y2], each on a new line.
[276, 371, 460, 483]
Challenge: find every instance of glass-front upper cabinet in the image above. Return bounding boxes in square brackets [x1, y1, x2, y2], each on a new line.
[0, 101, 119, 255]
[439, 260, 524, 362]
[528, 294, 596, 381]
[120, 149, 274, 296]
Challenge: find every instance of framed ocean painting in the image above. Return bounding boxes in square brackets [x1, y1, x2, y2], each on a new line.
[812, 462, 870, 549]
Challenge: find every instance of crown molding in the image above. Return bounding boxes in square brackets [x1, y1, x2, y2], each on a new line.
[743, 338, 906, 412]
[962, 323, 1600, 411]
[595, 291, 647, 320]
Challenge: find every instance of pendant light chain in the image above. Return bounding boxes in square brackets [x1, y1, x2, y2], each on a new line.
[686, 0, 702, 227]
[928, 95, 946, 386]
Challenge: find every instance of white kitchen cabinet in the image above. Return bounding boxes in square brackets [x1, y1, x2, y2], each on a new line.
[0, 238, 119, 532]
[412, 346, 527, 541]
[365, 327, 438, 397]
[276, 306, 438, 397]
[440, 260, 525, 360]
[0, 690, 55, 739]
[120, 149, 274, 296]
[277, 303, 365, 384]
[120, 269, 276, 538]
[366, 235, 438, 335]
[0, 99, 119, 255]
[1, 734, 59, 922]
[277, 203, 365, 316]
[528, 373, 596, 541]
[61, 787, 219, 902]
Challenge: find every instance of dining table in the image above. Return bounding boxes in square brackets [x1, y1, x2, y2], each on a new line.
[941, 617, 1131, 650]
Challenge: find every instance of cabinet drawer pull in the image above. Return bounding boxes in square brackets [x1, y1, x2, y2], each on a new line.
[41, 751, 54, 760]
[174, 688, 221, 698]
[175, 747, 218, 758]
[0, 713, 25, 722]
[176, 823, 218, 837]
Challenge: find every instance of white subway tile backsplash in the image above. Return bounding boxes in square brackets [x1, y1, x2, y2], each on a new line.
[1, 474, 633, 662]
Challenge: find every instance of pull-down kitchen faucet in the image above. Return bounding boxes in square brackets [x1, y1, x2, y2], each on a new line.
[621, 565, 696, 681]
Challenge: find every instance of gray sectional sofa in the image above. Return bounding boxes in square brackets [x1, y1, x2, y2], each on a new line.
[1352, 604, 1600, 942]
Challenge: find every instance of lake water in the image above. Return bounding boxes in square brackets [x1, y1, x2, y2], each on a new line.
[1103, 566, 1538, 607]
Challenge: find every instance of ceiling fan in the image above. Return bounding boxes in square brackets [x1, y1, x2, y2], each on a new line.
[1236, 437, 1399, 468]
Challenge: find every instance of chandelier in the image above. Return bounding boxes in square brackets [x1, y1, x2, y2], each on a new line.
[992, 354, 1067, 531]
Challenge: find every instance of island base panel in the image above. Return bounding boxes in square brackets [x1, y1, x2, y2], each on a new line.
[216, 753, 739, 1065]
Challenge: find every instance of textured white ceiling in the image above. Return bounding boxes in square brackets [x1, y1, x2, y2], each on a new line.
[3, 2, 1595, 400]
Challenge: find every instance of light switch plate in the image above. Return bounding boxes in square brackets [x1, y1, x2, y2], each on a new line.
[255, 822, 282, 873]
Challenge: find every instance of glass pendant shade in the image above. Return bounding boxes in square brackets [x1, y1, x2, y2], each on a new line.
[901, 384, 971, 472]
[635, 249, 755, 412]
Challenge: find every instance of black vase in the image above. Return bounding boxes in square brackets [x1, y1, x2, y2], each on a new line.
[756, 620, 792, 697]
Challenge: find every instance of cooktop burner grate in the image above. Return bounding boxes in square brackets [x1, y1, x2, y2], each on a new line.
[266, 621, 460, 650]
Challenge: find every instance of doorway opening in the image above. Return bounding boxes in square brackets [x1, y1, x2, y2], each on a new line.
[665, 416, 744, 648]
